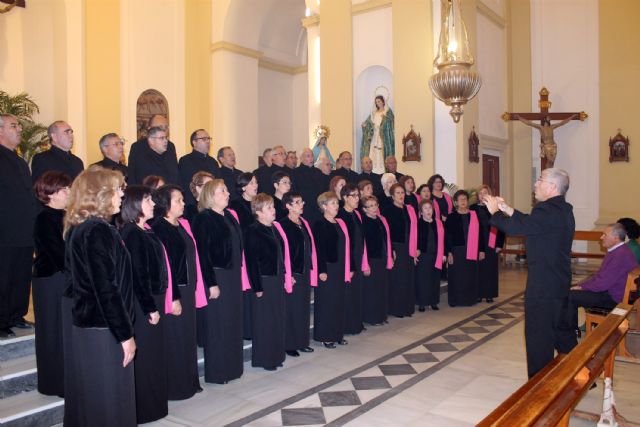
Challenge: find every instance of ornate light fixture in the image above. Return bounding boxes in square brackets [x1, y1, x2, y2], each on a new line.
[0, 0, 17, 14]
[429, 0, 481, 123]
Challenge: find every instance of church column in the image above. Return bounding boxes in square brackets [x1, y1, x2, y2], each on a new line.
[302, 15, 321, 148]
[392, 0, 435, 182]
[319, 0, 353, 156]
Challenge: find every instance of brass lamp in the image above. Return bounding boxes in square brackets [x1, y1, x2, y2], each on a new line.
[429, 0, 481, 123]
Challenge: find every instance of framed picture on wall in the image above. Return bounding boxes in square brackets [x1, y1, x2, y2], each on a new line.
[402, 125, 421, 162]
[609, 130, 629, 162]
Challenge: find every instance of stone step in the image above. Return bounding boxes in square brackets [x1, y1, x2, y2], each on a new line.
[0, 355, 37, 399]
[0, 390, 63, 427]
[0, 334, 35, 363]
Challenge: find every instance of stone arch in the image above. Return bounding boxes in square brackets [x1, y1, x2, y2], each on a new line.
[136, 89, 169, 140]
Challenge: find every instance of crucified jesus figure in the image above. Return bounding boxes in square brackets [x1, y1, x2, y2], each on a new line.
[513, 113, 578, 168]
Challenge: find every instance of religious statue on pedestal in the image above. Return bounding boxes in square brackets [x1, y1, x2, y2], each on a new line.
[360, 93, 395, 174]
[312, 125, 335, 168]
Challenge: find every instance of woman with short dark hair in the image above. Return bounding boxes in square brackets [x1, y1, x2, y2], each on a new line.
[427, 174, 452, 221]
[120, 185, 169, 423]
[32, 171, 72, 397]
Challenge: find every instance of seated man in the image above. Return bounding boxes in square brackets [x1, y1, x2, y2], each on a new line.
[569, 223, 638, 333]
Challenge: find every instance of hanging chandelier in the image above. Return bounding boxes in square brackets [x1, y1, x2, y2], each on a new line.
[429, 0, 481, 123]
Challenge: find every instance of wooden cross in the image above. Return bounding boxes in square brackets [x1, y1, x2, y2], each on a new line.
[502, 87, 587, 169]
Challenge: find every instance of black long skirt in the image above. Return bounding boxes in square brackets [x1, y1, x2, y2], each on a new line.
[134, 293, 168, 424]
[65, 326, 136, 427]
[313, 262, 346, 343]
[362, 258, 388, 325]
[285, 271, 311, 351]
[478, 247, 500, 299]
[447, 246, 479, 306]
[344, 271, 364, 334]
[415, 253, 441, 307]
[204, 267, 244, 383]
[251, 275, 286, 369]
[388, 242, 416, 317]
[165, 282, 200, 400]
[32, 272, 65, 397]
[62, 296, 80, 426]
[243, 292, 253, 340]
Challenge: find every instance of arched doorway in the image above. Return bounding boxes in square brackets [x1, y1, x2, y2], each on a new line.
[136, 89, 169, 140]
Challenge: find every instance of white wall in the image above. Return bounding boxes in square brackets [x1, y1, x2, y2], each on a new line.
[530, 0, 599, 230]
[258, 68, 294, 154]
[291, 72, 310, 152]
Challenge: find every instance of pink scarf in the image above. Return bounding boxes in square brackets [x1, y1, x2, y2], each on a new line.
[144, 224, 174, 314]
[272, 221, 294, 294]
[435, 219, 445, 270]
[433, 193, 454, 219]
[488, 226, 498, 249]
[406, 205, 418, 258]
[335, 218, 352, 283]
[466, 211, 480, 261]
[352, 210, 370, 272]
[413, 193, 421, 204]
[300, 217, 318, 287]
[226, 209, 252, 291]
[377, 214, 394, 269]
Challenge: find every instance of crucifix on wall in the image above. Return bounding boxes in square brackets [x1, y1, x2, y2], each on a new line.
[502, 87, 587, 169]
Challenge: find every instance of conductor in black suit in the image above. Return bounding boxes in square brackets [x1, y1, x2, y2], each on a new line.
[485, 168, 576, 378]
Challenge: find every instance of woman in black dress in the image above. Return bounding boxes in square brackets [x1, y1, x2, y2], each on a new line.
[415, 199, 445, 312]
[312, 191, 351, 348]
[63, 168, 136, 427]
[274, 191, 315, 357]
[338, 184, 366, 335]
[399, 175, 420, 213]
[183, 171, 214, 223]
[152, 185, 207, 400]
[360, 195, 393, 325]
[229, 172, 258, 340]
[32, 171, 71, 397]
[245, 194, 287, 370]
[192, 179, 246, 383]
[381, 183, 419, 318]
[427, 174, 453, 221]
[472, 185, 505, 303]
[120, 185, 169, 423]
[416, 184, 431, 202]
[445, 190, 485, 307]
[272, 171, 291, 220]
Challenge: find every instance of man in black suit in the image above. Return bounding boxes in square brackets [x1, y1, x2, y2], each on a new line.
[217, 146, 243, 199]
[32, 120, 84, 182]
[486, 168, 576, 378]
[0, 114, 37, 337]
[178, 129, 219, 205]
[90, 133, 128, 178]
[293, 148, 323, 225]
[258, 145, 288, 195]
[384, 155, 404, 181]
[128, 114, 179, 185]
[358, 156, 383, 197]
[330, 151, 359, 184]
[254, 148, 273, 194]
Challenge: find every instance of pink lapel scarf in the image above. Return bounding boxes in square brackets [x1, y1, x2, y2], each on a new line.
[334, 218, 351, 283]
[433, 193, 454, 219]
[444, 193, 453, 214]
[435, 219, 445, 270]
[144, 224, 175, 314]
[352, 210, 370, 272]
[300, 217, 318, 287]
[406, 205, 418, 258]
[226, 208, 252, 291]
[272, 221, 294, 294]
[377, 214, 394, 269]
[177, 219, 208, 309]
[488, 226, 498, 249]
[466, 211, 480, 261]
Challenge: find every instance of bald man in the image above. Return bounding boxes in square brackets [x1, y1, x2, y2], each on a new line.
[31, 120, 84, 183]
[358, 156, 383, 197]
[330, 151, 359, 184]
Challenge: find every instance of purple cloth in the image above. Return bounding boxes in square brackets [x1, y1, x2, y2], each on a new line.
[580, 244, 638, 303]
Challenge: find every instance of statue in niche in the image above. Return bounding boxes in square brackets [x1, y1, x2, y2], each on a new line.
[312, 125, 335, 168]
[360, 90, 395, 174]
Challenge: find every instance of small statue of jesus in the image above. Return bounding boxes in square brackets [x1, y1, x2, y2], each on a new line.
[513, 113, 578, 168]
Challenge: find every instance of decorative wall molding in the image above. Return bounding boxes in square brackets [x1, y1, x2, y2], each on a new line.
[352, 0, 392, 16]
[477, 1, 506, 29]
[301, 15, 319, 28]
[210, 41, 263, 59]
[258, 59, 308, 75]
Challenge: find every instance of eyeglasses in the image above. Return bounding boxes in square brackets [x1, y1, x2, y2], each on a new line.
[62, 128, 74, 134]
[291, 200, 305, 205]
[195, 136, 212, 142]
[149, 136, 168, 141]
[347, 193, 360, 198]
[279, 180, 292, 186]
[104, 141, 124, 148]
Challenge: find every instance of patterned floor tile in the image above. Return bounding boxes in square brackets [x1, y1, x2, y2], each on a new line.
[443, 333, 474, 343]
[281, 408, 326, 426]
[318, 390, 361, 407]
[459, 326, 490, 334]
[402, 352, 439, 364]
[350, 376, 391, 390]
[423, 342, 458, 352]
[378, 364, 418, 376]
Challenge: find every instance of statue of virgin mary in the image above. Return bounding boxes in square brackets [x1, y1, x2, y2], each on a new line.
[360, 94, 395, 174]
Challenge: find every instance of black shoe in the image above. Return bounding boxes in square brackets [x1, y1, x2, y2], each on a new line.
[430, 305, 440, 311]
[286, 350, 300, 357]
[323, 342, 336, 349]
[486, 298, 494, 303]
[195, 386, 203, 393]
[299, 346, 314, 353]
[12, 319, 33, 329]
[590, 382, 597, 390]
[418, 306, 426, 312]
[0, 327, 16, 338]
[337, 339, 348, 345]
[575, 328, 582, 338]
[264, 366, 277, 371]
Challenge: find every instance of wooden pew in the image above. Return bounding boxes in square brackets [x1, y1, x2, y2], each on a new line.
[477, 296, 635, 426]
[501, 230, 605, 263]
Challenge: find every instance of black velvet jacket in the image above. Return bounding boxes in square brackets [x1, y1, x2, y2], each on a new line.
[31, 145, 84, 183]
[417, 218, 439, 254]
[33, 206, 65, 277]
[120, 223, 168, 315]
[219, 166, 243, 200]
[244, 222, 284, 292]
[150, 218, 186, 300]
[361, 214, 387, 259]
[0, 144, 37, 247]
[381, 204, 409, 243]
[178, 151, 220, 205]
[358, 171, 384, 197]
[273, 197, 288, 220]
[183, 203, 199, 224]
[65, 217, 134, 342]
[338, 208, 363, 271]
[127, 139, 179, 186]
[292, 164, 324, 225]
[445, 211, 485, 253]
[330, 167, 360, 184]
[471, 203, 505, 250]
[276, 217, 312, 274]
[192, 209, 241, 286]
[229, 197, 255, 232]
[254, 164, 274, 195]
[91, 157, 128, 179]
[312, 217, 343, 275]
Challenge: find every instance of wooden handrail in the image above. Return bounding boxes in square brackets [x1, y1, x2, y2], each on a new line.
[501, 230, 605, 259]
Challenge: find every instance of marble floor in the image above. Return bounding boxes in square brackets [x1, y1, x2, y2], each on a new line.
[134, 264, 640, 427]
